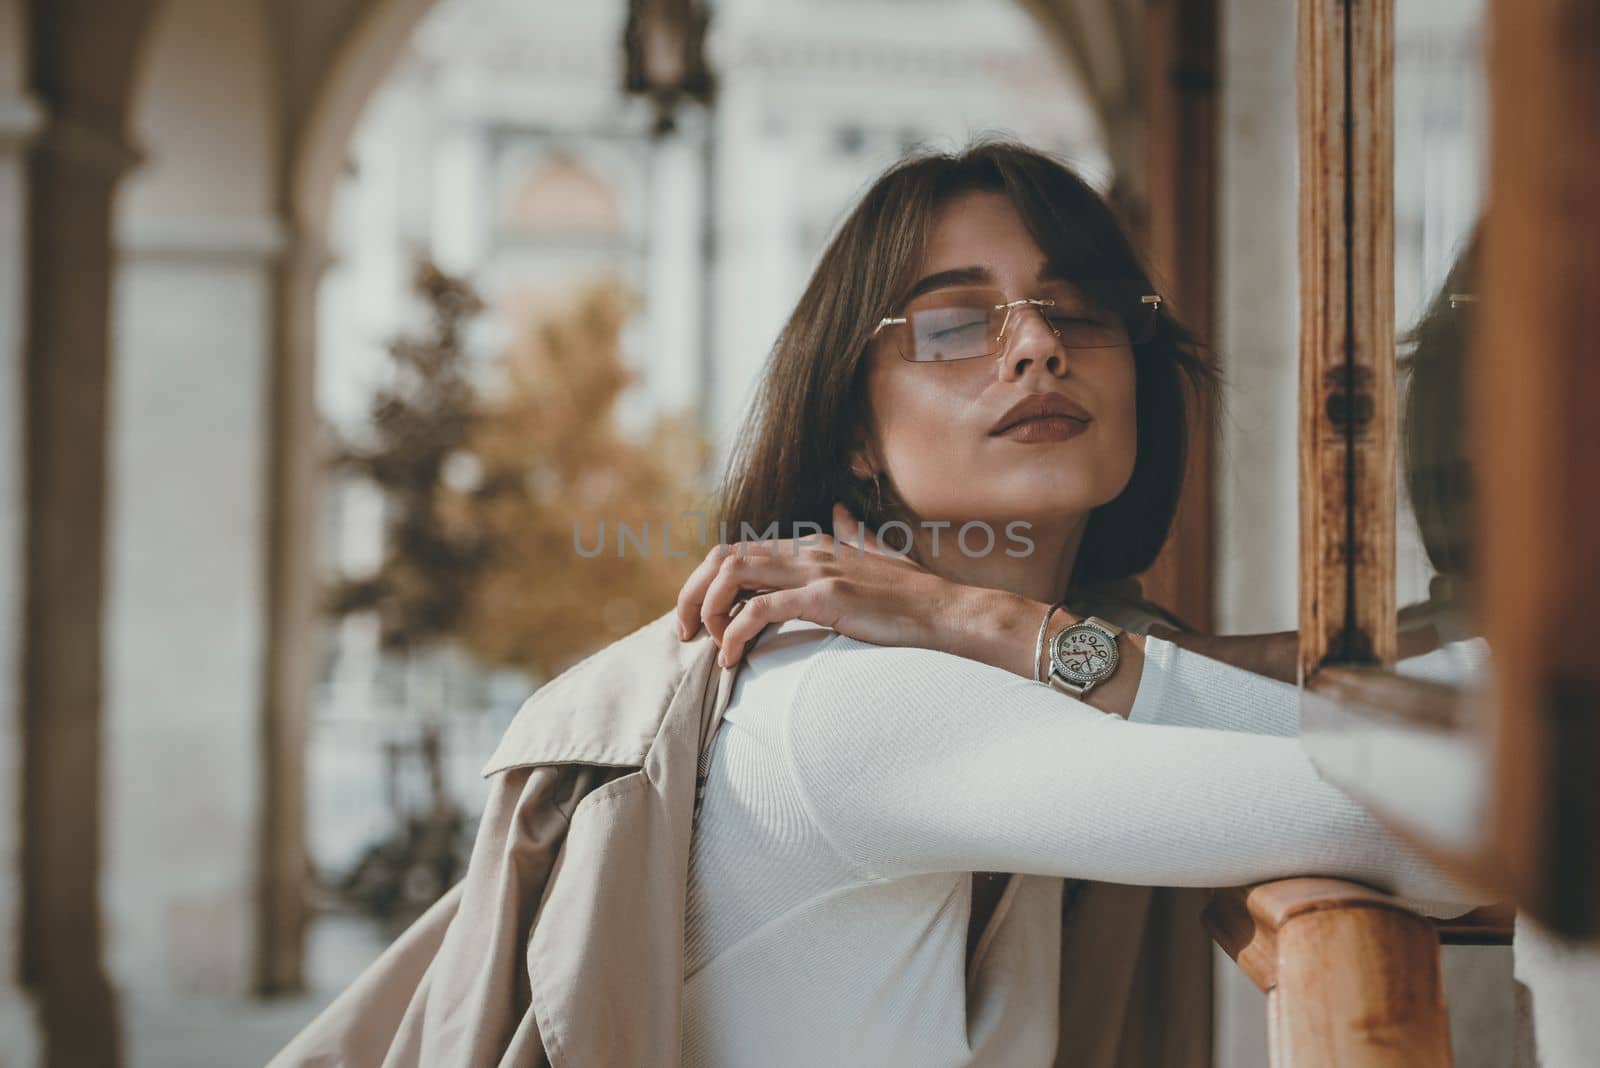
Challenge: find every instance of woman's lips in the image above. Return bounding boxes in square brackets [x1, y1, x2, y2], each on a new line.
[991, 415, 1089, 443]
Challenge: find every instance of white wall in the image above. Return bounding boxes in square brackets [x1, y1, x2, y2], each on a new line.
[1215, 0, 1300, 638]
[107, 0, 282, 1013]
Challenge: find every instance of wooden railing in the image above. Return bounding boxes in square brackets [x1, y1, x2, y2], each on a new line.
[1206, 880, 1513, 1066]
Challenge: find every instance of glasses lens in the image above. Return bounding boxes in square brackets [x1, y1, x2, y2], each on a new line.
[887, 286, 1162, 360]
[1045, 294, 1160, 349]
[903, 293, 1001, 362]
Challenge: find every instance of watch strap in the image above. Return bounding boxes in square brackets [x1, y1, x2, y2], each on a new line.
[1083, 615, 1123, 638]
[1046, 673, 1090, 698]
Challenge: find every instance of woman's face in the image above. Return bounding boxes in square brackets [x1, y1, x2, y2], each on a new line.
[858, 190, 1139, 537]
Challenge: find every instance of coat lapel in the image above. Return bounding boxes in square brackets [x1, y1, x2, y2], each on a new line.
[519, 612, 732, 1067]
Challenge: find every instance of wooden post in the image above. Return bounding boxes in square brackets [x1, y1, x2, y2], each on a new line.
[1475, 0, 1600, 938]
[1298, 0, 1396, 680]
[1206, 879, 1453, 1067]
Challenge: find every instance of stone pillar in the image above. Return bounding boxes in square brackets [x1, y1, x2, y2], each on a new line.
[256, 232, 333, 996]
[0, 83, 43, 1068]
[20, 111, 141, 1068]
[104, 213, 286, 1007]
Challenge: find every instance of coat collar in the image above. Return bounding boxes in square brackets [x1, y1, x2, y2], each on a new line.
[518, 612, 730, 1066]
[480, 610, 717, 776]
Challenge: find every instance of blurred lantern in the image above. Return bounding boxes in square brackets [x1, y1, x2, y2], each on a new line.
[623, 0, 715, 135]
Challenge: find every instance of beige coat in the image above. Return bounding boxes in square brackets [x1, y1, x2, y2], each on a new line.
[269, 605, 1212, 1067]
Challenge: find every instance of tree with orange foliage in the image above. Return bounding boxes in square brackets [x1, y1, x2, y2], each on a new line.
[446, 276, 714, 681]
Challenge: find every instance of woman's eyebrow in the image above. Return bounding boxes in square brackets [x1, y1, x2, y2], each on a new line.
[900, 266, 993, 303]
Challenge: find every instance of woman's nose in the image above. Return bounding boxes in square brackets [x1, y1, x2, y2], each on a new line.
[997, 305, 1068, 379]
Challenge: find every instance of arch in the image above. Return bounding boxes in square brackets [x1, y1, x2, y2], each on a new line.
[25, 0, 166, 132]
[119, 0, 279, 224]
[1018, 0, 1139, 178]
[293, 0, 439, 239]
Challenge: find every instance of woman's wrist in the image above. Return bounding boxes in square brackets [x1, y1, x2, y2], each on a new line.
[941, 585, 1149, 715]
[945, 586, 1070, 680]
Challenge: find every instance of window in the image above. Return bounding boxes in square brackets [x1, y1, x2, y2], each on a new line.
[1294, 0, 1600, 938]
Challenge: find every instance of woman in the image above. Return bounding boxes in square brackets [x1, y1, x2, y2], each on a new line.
[667, 141, 1483, 1065]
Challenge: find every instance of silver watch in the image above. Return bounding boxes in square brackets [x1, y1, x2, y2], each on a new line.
[1046, 615, 1124, 699]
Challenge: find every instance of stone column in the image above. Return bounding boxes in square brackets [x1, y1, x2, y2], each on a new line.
[256, 232, 333, 996]
[0, 83, 43, 1068]
[19, 111, 141, 1068]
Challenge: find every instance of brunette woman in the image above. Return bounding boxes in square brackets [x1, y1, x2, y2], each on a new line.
[669, 140, 1483, 1066]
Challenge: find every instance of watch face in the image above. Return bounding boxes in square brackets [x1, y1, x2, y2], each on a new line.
[1050, 623, 1119, 684]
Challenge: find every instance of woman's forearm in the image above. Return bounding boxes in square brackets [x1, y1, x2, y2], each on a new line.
[788, 635, 1489, 906]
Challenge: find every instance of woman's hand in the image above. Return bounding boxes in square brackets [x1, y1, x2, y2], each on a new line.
[675, 503, 973, 668]
[672, 504, 1149, 719]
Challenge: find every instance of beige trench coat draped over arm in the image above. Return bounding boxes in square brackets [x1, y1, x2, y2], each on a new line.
[269, 603, 1212, 1068]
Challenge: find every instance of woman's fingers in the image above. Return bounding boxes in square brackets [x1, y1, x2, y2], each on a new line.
[676, 541, 734, 640]
[679, 535, 844, 641]
[716, 587, 810, 667]
[699, 543, 814, 644]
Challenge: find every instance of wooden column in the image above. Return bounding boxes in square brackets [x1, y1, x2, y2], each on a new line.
[1297, 0, 1396, 679]
[1139, 0, 1219, 632]
[1474, 0, 1600, 936]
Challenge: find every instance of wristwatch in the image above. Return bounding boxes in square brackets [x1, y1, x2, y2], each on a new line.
[1045, 615, 1124, 699]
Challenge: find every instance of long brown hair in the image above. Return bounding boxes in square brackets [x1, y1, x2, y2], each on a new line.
[710, 139, 1218, 594]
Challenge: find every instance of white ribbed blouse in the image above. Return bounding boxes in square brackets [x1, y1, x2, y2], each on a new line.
[680, 618, 1484, 1068]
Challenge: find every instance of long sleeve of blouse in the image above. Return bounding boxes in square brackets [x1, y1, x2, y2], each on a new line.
[779, 631, 1488, 908]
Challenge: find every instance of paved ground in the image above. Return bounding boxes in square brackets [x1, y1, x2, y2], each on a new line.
[124, 913, 391, 1068]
